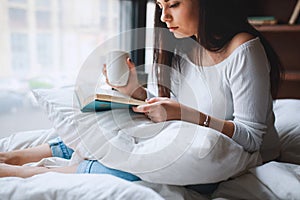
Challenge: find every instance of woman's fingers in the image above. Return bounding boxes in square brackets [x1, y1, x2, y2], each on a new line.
[102, 64, 107, 75]
[146, 97, 169, 104]
[132, 104, 150, 113]
[126, 58, 135, 70]
[102, 64, 110, 84]
[103, 64, 119, 89]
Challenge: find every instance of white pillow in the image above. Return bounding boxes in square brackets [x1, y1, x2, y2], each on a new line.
[32, 87, 261, 185]
[273, 99, 300, 165]
[32, 87, 82, 149]
[0, 129, 58, 152]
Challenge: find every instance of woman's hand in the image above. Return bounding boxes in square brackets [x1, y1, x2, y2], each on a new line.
[132, 97, 181, 122]
[103, 58, 146, 100]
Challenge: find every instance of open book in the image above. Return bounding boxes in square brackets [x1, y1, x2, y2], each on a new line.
[76, 86, 146, 112]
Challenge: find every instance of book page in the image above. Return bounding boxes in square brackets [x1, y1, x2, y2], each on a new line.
[95, 88, 132, 99]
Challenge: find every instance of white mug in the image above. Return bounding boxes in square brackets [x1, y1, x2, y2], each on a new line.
[105, 50, 130, 87]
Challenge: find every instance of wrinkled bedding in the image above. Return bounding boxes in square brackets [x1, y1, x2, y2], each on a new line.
[0, 93, 300, 199]
[0, 125, 299, 200]
[32, 88, 261, 185]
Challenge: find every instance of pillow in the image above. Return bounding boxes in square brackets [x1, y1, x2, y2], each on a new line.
[32, 87, 82, 149]
[273, 99, 300, 165]
[32, 87, 261, 185]
[0, 129, 58, 152]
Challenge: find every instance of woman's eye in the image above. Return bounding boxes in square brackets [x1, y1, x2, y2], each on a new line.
[169, 2, 180, 8]
[156, 4, 163, 10]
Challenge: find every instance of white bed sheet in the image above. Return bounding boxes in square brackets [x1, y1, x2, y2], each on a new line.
[0, 173, 164, 200]
[0, 129, 207, 200]
[213, 161, 300, 200]
[1, 128, 300, 200]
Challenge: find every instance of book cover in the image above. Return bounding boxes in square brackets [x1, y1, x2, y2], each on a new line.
[248, 16, 277, 25]
[76, 86, 146, 112]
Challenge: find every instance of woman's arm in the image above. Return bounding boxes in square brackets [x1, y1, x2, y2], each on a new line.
[180, 104, 235, 139]
[132, 97, 234, 138]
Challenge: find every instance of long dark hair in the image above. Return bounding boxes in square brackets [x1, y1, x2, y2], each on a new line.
[153, 0, 283, 99]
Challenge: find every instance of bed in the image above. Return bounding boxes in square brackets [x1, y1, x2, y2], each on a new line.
[0, 86, 299, 200]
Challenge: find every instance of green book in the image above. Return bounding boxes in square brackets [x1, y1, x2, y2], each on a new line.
[248, 16, 277, 25]
[76, 86, 146, 112]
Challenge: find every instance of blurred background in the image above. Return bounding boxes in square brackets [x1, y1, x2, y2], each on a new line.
[0, 0, 155, 138]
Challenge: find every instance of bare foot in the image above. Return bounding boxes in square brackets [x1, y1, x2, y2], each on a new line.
[0, 144, 52, 166]
[0, 152, 7, 163]
[0, 152, 20, 165]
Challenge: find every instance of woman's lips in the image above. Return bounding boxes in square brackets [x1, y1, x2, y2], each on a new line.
[168, 27, 178, 32]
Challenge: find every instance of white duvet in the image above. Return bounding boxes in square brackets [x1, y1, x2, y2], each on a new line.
[69, 109, 261, 185]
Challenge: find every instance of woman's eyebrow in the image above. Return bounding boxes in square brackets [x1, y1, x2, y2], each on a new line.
[156, 0, 170, 3]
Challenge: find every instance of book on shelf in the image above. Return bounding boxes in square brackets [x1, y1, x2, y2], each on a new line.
[289, 0, 300, 24]
[76, 86, 147, 112]
[248, 16, 277, 25]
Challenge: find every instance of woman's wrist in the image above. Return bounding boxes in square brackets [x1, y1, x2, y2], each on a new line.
[180, 105, 210, 127]
[179, 105, 201, 124]
[180, 104, 234, 138]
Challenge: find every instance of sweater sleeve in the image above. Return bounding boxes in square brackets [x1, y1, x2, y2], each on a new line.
[228, 41, 272, 152]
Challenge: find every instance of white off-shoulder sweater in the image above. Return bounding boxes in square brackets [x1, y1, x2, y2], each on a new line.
[148, 38, 280, 162]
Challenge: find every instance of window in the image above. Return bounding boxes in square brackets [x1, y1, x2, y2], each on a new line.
[36, 34, 53, 69]
[36, 11, 51, 29]
[0, 0, 133, 136]
[9, 8, 27, 28]
[145, 1, 155, 74]
[10, 33, 29, 76]
[2, 0, 132, 86]
[35, 0, 50, 8]
[8, 0, 26, 3]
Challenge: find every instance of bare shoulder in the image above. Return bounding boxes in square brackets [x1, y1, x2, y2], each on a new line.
[207, 33, 256, 65]
[227, 32, 255, 53]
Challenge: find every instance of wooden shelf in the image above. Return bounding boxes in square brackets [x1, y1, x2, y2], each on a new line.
[247, 0, 300, 99]
[284, 71, 300, 81]
[246, 0, 299, 24]
[255, 24, 300, 32]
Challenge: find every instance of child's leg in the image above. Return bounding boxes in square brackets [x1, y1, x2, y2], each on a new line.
[0, 144, 52, 166]
[0, 163, 78, 178]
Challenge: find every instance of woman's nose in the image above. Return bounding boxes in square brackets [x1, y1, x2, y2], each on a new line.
[160, 8, 172, 22]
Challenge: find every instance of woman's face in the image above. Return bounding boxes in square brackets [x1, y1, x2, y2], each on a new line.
[156, 0, 199, 38]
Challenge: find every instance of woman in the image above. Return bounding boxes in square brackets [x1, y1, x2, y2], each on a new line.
[0, 0, 282, 194]
[115, 0, 282, 155]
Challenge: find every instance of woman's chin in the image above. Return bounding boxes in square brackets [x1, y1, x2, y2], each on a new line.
[173, 32, 192, 39]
